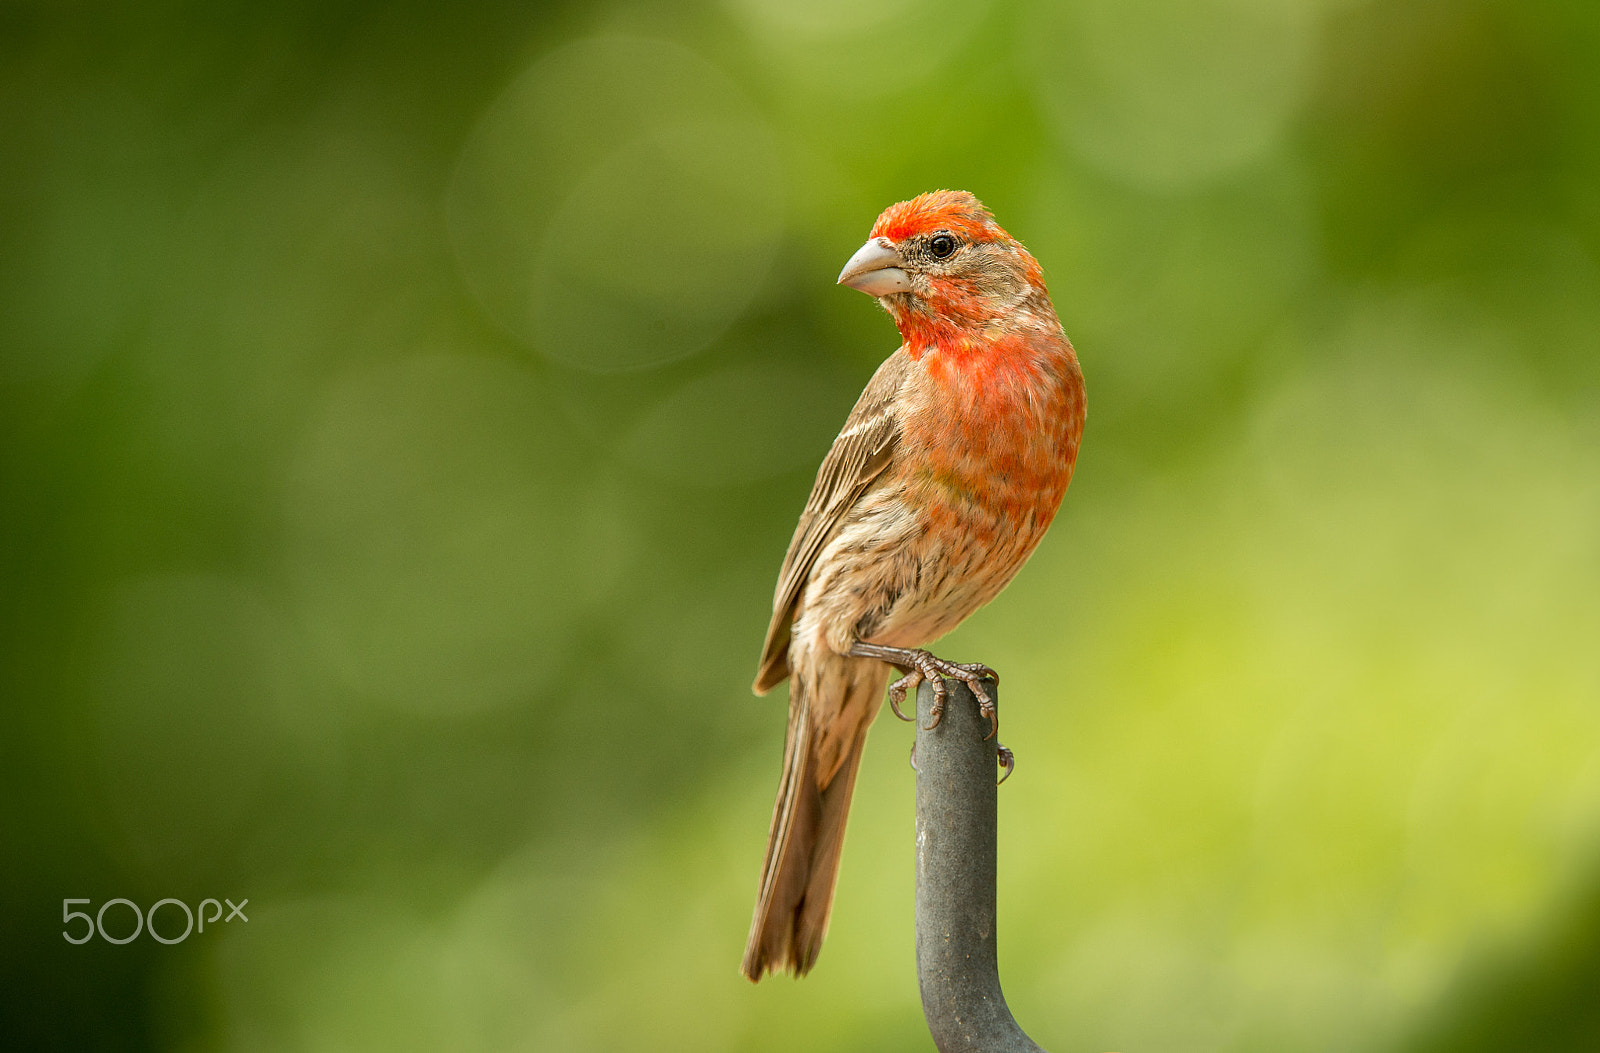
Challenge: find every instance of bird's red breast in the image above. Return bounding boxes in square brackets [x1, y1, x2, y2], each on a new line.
[875, 192, 1083, 551]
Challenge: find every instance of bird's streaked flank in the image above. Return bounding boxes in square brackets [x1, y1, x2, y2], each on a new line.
[743, 191, 1087, 981]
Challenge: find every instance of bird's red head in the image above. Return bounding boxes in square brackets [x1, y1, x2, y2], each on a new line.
[868, 190, 1004, 246]
[837, 191, 1051, 355]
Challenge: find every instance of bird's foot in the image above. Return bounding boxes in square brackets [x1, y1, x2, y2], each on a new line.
[846, 642, 999, 738]
[896, 653, 999, 737]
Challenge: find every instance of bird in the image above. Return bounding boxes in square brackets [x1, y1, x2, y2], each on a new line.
[741, 190, 1087, 981]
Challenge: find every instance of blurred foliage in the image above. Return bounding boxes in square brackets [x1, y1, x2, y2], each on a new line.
[2, 0, 1599, 1050]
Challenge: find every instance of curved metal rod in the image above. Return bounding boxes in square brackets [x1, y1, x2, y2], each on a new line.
[915, 677, 1047, 1052]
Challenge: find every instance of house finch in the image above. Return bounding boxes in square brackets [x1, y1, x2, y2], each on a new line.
[742, 190, 1086, 980]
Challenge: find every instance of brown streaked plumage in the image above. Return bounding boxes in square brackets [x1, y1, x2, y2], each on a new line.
[743, 191, 1085, 981]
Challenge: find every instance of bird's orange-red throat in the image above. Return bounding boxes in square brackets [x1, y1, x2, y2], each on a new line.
[742, 190, 1085, 981]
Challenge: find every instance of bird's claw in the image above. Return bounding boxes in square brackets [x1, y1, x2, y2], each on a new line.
[996, 742, 1015, 785]
[923, 673, 948, 730]
[887, 670, 920, 722]
[973, 680, 1001, 738]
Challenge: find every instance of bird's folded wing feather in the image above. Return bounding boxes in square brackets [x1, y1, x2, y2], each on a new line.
[753, 349, 910, 694]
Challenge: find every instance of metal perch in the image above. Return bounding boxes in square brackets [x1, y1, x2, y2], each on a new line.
[915, 677, 1047, 1052]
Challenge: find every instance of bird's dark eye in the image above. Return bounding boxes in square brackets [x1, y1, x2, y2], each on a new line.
[929, 234, 957, 259]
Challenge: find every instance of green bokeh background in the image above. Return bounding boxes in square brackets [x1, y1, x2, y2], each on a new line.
[4, 0, 1600, 1049]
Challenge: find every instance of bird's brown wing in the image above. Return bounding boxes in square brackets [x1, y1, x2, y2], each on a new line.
[753, 349, 910, 694]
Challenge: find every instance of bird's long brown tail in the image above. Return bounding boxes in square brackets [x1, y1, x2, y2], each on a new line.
[741, 668, 885, 981]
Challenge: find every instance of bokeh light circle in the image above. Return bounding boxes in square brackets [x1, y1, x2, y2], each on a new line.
[724, 0, 994, 96]
[285, 353, 627, 715]
[91, 574, 303, 881]
[448, 37, 784, 373]
[1027, 0, 1318, 190]
[614, 358, 860, 487]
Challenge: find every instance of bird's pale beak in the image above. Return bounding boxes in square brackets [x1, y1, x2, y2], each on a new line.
[837, 237, 911, 296]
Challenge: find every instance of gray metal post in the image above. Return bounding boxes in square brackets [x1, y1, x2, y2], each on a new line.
[915, 677, 1047, 1052]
